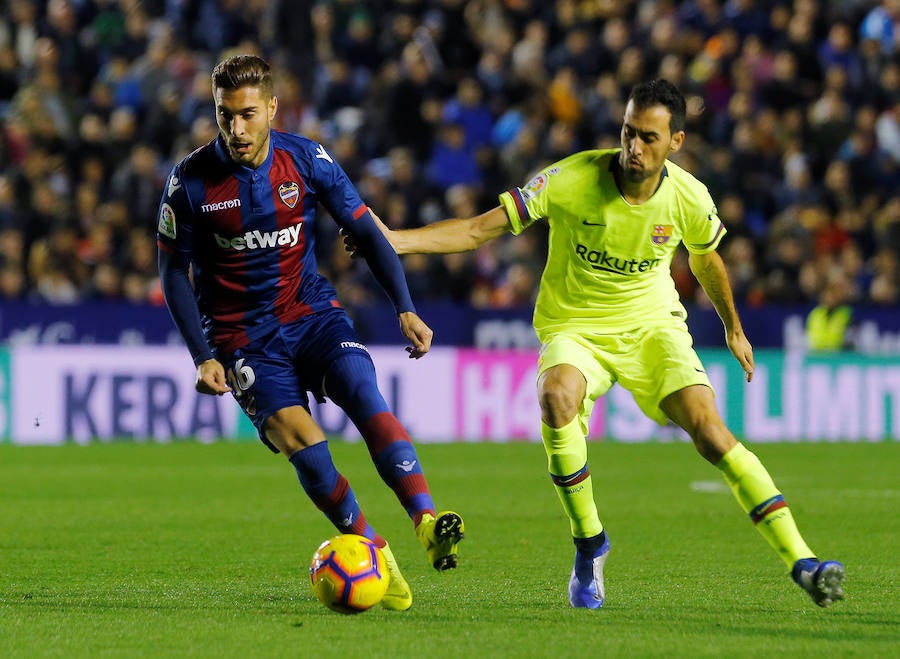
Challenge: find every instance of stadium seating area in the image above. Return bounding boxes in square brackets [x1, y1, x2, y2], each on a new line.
[0, 0, 898, 310]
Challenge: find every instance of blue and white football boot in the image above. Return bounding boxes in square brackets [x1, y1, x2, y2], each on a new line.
[792, 558, 845, 607]
[568, 533, 610, 609]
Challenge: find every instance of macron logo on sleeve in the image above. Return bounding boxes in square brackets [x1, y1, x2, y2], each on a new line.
[167, 176, 181, 197]
[315, 145, 333, 163]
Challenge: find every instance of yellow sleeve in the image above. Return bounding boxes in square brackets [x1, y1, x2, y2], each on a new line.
[682, 184, 726, 254]
[498, 167, 556, 235]
[498, 188, 528, 235]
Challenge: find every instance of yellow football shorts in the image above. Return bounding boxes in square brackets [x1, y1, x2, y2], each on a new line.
[537, 323, 713, 433]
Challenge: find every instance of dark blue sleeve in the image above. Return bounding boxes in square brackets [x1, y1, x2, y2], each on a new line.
[158, 246, 215, 366]
[347, 209, 415, 314]
[309, 143, 415, 314]
[159, 248, 215, 366]
[156, 163, 214, 366]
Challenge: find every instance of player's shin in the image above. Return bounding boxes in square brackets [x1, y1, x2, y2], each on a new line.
[716, 442, 814, 566]
[541, 419, 604, 538]
[327, 353, 436, 524]
[288, 442, 385, 546]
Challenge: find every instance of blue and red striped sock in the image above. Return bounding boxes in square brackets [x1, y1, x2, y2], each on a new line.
[288, 442, 384, 547]
[325, 354, 435, 526]
[361, 411, 435, 526]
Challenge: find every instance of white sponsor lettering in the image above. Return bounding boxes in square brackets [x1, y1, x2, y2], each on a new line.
[201, 199, 242, 212]
[213, 222, 303, 251]
[339, 341, 368, 352]
[474, 320, 539, 349]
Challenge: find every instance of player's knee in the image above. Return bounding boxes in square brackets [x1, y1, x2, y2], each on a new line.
[538, 365, 586, 427]
[325, 354, 381, 407]
[342, 377, 380, 409]
[688, 416, 736, 463]
[263, 410, 327, 456]
[272, 433, 316, 456]
[538, 383, 581, 426]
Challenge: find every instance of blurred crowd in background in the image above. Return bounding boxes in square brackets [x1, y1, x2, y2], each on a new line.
[0, 0, 899, 312]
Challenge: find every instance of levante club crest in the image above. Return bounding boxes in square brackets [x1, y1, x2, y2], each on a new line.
[278, 181, 300, 208]
[651, 224, 672, 245]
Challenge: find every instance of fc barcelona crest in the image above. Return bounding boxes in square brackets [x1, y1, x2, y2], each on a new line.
[651, 224, 673, 245]
[278, 181, 300, 208]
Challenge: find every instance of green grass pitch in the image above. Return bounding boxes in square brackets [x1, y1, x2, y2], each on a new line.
[1, 440, 897, 658]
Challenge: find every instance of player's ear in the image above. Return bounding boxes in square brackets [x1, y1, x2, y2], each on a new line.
[268, 95, 278, 121]
[669, 129, 685, 154]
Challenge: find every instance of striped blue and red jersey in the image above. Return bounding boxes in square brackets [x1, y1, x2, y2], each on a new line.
[156, 131, 414, 363]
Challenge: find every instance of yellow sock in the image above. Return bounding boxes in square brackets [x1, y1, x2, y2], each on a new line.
[717, 443, 814, 567]
[541, 419, 603, 538]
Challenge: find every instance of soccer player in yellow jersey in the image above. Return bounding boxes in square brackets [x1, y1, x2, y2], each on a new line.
[351, 79, 844, 609]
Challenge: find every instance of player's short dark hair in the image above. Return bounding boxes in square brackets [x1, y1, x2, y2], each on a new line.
[211, 54, 274, 98]
[628, 79, 686, 134]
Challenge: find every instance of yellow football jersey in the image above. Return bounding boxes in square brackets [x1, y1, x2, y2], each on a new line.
[498, 149, 725, 339]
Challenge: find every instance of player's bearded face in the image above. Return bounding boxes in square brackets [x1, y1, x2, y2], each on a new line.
[619, 102, 683, 183]
[215, 86, 278, 168]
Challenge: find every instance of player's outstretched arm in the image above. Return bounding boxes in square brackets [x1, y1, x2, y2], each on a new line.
[373, 206, 511, 255]
[689, 250, 755, 382]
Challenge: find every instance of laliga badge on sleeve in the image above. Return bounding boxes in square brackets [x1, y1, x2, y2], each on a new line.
[158, 202, 177, 239]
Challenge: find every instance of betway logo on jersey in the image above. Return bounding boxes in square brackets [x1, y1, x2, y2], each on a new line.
[201, 199, 241, 212]
[575, 243, 661, 274]
[214, 222, 303, 251]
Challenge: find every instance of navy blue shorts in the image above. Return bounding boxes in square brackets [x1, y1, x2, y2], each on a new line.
[219, 308, 371, 452]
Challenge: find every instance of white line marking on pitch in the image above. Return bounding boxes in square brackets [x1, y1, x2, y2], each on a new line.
[689, 481, 730, 493]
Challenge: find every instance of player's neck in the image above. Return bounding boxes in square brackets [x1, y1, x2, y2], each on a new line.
[616, 172, 663, 206]
[614, 168, 665, 206]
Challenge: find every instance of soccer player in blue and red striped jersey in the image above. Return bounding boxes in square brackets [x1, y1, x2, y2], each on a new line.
[156, 54, 463, 611]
